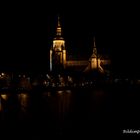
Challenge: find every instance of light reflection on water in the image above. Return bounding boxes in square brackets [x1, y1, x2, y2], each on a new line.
[18, 93, 30, 112]
[0, 89, 105, 118]
[0, 90, 74, 119]
[0, 86, 140, 137]
[0, 93, 9, 112]
[42, 90, 72, 121]
[0, 88, 108, 136]
[1, 94, 8, 100]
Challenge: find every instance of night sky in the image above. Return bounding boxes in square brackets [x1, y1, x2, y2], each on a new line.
[0, 2, 140, 77]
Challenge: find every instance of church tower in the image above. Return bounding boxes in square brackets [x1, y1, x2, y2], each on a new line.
[50, 16, 66, 72]
[90, 37, 98, 69]
[90, 37, 104, 73]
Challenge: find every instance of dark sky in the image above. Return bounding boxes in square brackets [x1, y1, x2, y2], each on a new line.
[1, 2, 140, 76]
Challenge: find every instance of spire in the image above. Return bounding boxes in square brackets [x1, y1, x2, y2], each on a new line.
[55, 15, 63, 38]
[92, 36, 97, 57]
[93, 36, 96, 48]
[58, 15, 61, 27]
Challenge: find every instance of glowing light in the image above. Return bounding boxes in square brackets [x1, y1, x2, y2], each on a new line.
[63, 50, 66, 66]
[57, 90, 63, 95]
[1, 73, 5, 76]
[18, 93, 29, 110]
[53, 40, 65, 51]
[53, 40, 64, 43]
[0, 94, 8, 111]
[1, 94, 8, 100]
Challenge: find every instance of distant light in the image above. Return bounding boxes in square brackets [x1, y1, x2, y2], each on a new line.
[1, 94, 8, 100]
[1, 73, 5, 76]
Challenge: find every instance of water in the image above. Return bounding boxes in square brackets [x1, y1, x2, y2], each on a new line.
[0, 85, 140, 138]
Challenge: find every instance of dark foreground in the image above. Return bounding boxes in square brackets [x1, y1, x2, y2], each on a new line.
[0, 84, 140, 139]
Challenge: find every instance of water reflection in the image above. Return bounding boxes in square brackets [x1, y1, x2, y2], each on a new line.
[42, 90, 72, 122]
[18, 93, 30, 112]
[1, 94, 8, 100]
[0, 93, 9, 112]
[0, 86, 139, 137]
[0, 89, 105, 126]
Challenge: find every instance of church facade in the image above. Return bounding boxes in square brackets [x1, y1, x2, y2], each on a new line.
[50, 16, 110, 74]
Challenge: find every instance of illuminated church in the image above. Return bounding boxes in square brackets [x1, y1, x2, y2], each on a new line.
[50, 16, 110, 74]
